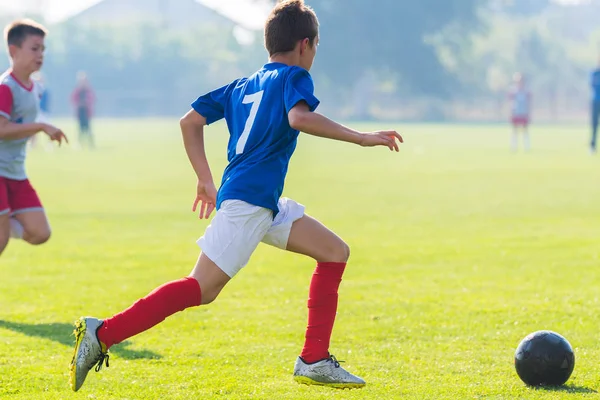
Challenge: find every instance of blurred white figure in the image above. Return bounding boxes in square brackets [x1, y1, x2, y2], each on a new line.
[508, 73, 532, 152]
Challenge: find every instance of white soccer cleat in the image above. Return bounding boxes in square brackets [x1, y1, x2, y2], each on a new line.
[293, 355, 366, 389]
[69, 317, 109, 392]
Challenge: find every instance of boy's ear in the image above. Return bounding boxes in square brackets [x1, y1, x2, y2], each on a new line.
[299, 38, 310, 54]
[7, 44, 18, 58]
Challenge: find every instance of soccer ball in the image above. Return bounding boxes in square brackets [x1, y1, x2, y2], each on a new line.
[514, 330, 575, 386]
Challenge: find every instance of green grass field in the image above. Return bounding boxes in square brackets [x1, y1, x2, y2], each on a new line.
[1, 119, 600, 399]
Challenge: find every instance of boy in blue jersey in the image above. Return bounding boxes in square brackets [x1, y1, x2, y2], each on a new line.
[69, 0, 403, 392]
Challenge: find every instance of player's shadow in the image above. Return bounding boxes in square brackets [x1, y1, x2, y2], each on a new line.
[535, 384, 597, 394]
[0, 320, 161, 360]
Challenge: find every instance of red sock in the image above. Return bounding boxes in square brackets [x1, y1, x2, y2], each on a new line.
[300, 262, 346, 363]
[97, 277, 201, 349]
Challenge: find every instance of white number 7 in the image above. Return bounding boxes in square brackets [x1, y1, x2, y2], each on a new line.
[236, 90, 264, 155]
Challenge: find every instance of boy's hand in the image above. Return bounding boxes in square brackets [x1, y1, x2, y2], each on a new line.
[359, 131, 403, 152]
[42, 124, 69, 146]
[192, 180, 218, 219]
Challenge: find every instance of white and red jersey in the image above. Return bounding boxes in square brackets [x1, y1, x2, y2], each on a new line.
[0, 71, 41, 180]
[509, 88, 531, 117]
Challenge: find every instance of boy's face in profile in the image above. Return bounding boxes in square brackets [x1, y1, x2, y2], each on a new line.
[10, 34, 45, 73]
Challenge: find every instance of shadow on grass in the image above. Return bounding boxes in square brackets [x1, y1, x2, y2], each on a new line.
[534, 384, 597, 394]
[0, 320, 161, 360]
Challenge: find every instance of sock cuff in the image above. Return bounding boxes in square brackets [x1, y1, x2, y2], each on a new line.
[316, 262, 346, 271]
[182, 276, 202, 307]
[9, 218, 24, 239]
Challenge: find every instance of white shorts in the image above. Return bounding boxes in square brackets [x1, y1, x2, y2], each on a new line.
[197, 197, 305, 278]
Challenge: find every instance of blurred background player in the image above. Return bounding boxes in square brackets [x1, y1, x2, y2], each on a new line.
[0, 19, 68, 257]
[589, 61, 600, 154]
[508, 73, 532, 152]
[29, 71, 51, 150]
[71, 71, 95, 150]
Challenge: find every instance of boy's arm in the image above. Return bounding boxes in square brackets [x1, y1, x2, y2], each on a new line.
[0, 117, 68, 144]
[0, 116, 46, 140]
[288, 102, 402, 151]
[0, 84, 64, 142]
[180, 108, 217, 219]
[180, 109, 213, 182]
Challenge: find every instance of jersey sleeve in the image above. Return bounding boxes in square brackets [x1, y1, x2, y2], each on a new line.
[191, 80, 238, 125]
[0, 84, 13, 119]
[284, 67, 320, 113]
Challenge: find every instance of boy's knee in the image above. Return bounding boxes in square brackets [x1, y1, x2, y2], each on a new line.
[199, 288, 221, 305]
[25, 228, 51, 245]
[325, 238, 350, 263]
[194, 278, 227, 306]
[338, 240, 350, 262]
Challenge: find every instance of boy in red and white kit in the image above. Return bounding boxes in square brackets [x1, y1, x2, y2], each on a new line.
[0, 19, 68, 257]
[508, 73, 532, 152]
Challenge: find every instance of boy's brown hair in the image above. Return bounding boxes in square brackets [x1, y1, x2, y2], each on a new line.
[4, 19, 47, 47]
[264, 0, 319, 56]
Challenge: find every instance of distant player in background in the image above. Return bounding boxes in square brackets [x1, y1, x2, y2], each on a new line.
[37, 72, 50, 123]
[589, 63, 600, 154]
[508, 73, 532, 152]
[0, 19, 68, 257]
[29, 71, 51, 149]
[71, 71, 95, 149]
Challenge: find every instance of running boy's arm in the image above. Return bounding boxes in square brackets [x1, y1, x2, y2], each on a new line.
[284, 68, 402, 151]
[0, 116, 67, 144]
[180, 109, 214, 184]
[183, 80, 237, 218]
[0, 85, 44, 139]
[0, 85, 67, 143]
[180, 108, 217, 219]
[289, 102, 403, 151]
[0, 116, 45, 139]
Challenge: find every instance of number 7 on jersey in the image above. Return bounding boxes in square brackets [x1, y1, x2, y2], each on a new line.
[236, 90, 264, 155]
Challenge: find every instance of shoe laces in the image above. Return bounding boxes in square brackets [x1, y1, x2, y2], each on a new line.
[94, 352, 110, 372]
[327, 354, 345, 368]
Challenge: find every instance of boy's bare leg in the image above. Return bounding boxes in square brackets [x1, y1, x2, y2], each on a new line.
[286, 215, 365, 388]
[511, 125, 519, 152]
[523, 125, 531, 151]
[0, 213, 9, 256]
[13, 210, 51, 245]
[189, 252, 231, 305]
[286, 214, 349, 263]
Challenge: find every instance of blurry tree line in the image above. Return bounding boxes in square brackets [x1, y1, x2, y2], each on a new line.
[1, 0, 599, 121]
[0, 14, 262, 117]
[436, 0, 600, 122]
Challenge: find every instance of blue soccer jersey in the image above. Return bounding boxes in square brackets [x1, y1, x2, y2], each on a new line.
[191, 62, 320, 216]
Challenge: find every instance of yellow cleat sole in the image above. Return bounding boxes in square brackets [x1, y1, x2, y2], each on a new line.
[69, 317, 87, 392]
[294, 375, 366, 389]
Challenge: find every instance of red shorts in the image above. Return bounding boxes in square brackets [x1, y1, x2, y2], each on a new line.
[0, 177, 43, 216]
[512, 116, 530, 126]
